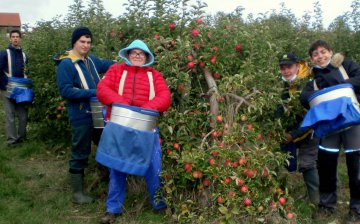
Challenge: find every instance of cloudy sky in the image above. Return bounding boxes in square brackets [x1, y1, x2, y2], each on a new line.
[0, 0, 355, 28]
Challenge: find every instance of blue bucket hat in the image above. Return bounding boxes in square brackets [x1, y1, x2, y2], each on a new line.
[118, 40, 155, 67]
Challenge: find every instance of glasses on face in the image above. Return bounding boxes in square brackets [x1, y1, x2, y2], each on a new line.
[129, 51, 146, 58]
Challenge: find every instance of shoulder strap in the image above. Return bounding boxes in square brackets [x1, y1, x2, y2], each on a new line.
[147, 71, 155, 100]
[339, 65, 349, 80]
[5, 49, 27, 78]
[118, 70, 128, 95]
[87, 57, 100, 80]
[74, 63, 89, 89]
[6, 49, 11, 77]
[117, 70, 155, 100]
[313, 80, 318, 90]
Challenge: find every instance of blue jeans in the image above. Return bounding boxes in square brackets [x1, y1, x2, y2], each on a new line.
[106, 132, 166, 214]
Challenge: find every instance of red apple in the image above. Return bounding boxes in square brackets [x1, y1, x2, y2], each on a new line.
[278, 197, 286, 205]
[238, 158, 247, 166]
[235, 44, 243, 52]
[212, 131, 218, 138]
[168, 23, 176, 29]
[236, 178, 245, 186]
[173, 142, 180, 150]
[187, 61, 195, 69]
[208, 158, 216, 166]
[191, 28, 199, 37]
[210, 56, 216, 64]
[217, 196, 224, 204]
[213, 73, 221, 79]
[240, 185, 248, 194]
[202, 179, 210, 186]
[286, 212, 294, 220]
[184, 163, 191, 172]
[192, 171, 203, 179]
[193, 43, 199, 50]
[196, 18, 203, 24]
[243, 198, 251, 206]
[211, 151, 219, 157]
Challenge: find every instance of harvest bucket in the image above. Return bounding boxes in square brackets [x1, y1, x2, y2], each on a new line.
[90, 97, 105, 128]
[110, 103, 160, 131]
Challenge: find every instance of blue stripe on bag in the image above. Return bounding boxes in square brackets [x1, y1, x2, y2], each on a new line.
[95, 122, 155, 176]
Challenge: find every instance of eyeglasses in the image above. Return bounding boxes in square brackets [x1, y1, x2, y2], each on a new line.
[129, 51, 146, 58]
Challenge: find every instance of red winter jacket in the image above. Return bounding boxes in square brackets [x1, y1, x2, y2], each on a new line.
[97, 62, 171, 115]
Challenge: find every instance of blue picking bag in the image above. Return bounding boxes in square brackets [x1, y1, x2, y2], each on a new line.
[95, 104, 160, 176]
[11, 87, 34, 103]
[301, 83, 360, 137]
[7, 77, 34, 103]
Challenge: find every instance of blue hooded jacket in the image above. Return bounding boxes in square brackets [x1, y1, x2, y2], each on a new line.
[53, 50, 114, 127]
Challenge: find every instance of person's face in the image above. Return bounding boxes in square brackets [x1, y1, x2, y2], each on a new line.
[311, 46, 333, 67]
[280, 63, 299, 81]
[10, 32, 21, 47]
[128, 49, 146, 66]
[73, 36, 91, 57]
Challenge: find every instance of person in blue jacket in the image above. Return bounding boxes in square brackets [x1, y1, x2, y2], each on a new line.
[54, 27, 114, 204]
[0, 29, 29, 146]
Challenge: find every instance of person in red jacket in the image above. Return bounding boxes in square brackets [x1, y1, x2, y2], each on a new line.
[96, 40, 171, 224]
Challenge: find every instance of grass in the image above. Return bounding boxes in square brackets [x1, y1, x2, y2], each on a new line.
[0, 103, 352, 224]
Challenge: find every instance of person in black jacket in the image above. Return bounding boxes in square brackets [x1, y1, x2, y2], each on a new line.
[0, 30, 29, 146]
[300, 40, 360, 222]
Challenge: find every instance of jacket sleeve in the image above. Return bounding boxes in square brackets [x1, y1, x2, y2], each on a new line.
[0, 50, 5, 74]
[89, 55, 115, 74]
[56, 60, 96, 100]
[141, 70, 171, 112]
[96, 64, 130, 106]
[343, 60, 360, 92]
[300, 80, 315, 109]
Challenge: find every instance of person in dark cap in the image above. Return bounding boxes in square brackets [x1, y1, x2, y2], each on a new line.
[275, 53, 319, 205]
[53, 27, 114, 204]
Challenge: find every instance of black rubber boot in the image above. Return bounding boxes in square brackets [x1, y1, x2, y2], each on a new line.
[303, 168, 320, 204]
[70, 173, 94, 204]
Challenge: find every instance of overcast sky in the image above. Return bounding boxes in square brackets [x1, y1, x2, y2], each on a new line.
[0, 0, 355, 28]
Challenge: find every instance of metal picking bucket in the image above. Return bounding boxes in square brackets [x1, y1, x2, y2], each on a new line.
[90, 97, 105, 128]
[110, 103, 160, 132]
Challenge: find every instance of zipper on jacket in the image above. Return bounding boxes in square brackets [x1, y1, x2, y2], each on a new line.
[130, 67, 138, 105]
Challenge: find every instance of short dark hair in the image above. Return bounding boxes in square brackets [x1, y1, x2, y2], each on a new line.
[10, 29, 21, 38]
[308, 40, 332, 57]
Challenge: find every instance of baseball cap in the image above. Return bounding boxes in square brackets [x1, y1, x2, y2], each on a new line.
[279, 53, 299, 65]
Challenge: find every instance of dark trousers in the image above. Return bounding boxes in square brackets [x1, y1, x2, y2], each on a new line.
[318, 124, 360, 213]
[69, 125, 103, 174]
